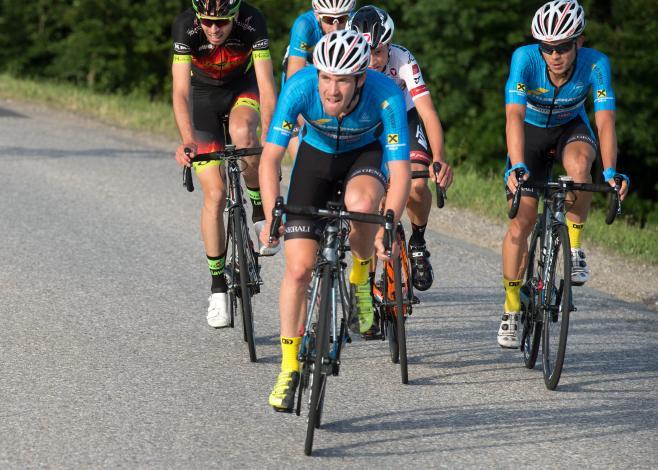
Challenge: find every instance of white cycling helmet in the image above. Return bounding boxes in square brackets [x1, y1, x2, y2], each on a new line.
[347, 5, 395, 48]
[313, 29, 370, 75]
[312, 0, 356, 16]
[532, 0, 586, 42]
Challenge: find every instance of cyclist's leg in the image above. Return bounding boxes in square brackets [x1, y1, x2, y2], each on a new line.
[191, 84, 231, 326]
[499, 122, 547, 347]
[228, 86, 263, 222]
[342, 143, 387, 334]
[405, 109, 434, 291]
[558, 117, 597, 284]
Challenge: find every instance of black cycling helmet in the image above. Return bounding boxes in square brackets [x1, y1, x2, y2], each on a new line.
[192, 0, 241, 18]
[347, 5, 395, 49]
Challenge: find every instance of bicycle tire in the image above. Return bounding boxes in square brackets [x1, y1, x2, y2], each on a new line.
[393, 256, 408, 384]
[233, 206, 257, 363]
[304, 264, 332, 456]
[541, 223, 571, 390]
[521, 223, 542, 369]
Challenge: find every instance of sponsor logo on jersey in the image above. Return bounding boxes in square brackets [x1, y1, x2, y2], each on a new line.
[237, 16, 256, 32]
[253, 39, 269, 50]
[381, 100, 390, 109]
[282, 120, 294, 131]
[516, 83, 526, 92]
[174, 42, 190, 53]
[412, 64, 420, 75]
[286, 225, 311, 234]
[312, 118, 331, 125]
[527, 87, 548, 96]
[387, 134, 399, 144]
[299, 41, 311, 51]
[597, 89, 607, 98]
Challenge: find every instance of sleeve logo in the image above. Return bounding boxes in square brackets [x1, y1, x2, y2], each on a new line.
[516, 83, 526, 92]
[387, 134, 399, 144]
[597, 89, 607, 98]
[174, 42, 190, 53]
[282, 120, 294, 131]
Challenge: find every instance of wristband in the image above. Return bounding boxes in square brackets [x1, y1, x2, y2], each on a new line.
[504, 162, 530, 183]
[602, 167, 616, 182]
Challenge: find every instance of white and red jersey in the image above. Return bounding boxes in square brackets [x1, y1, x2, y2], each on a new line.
[381, 44, 430, 111]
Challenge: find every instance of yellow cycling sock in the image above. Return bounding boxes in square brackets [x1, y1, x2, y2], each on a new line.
[504, 278, 522, 313]
[567, 218, 585, 250]
[349, 256, 371, 285]
[280, 336, 301, 372]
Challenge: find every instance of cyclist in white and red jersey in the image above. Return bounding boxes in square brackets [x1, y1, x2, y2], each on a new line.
[348, 5, 453, 295]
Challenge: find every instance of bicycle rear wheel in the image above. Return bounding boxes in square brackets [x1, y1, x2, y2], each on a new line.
[393, 256, 408, 384]
[233, 206, 257, 363]
[520, 223, 543, 369]
[304, 264, 332, 456]
[541, 223, 571, 390]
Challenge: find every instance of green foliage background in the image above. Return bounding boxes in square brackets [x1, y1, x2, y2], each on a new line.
[1, 0, 656, 224]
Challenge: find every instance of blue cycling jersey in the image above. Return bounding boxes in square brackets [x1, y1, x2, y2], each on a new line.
[506, 45, 616, 128]
[287, 11, 323, 61]
[267, 67, 409, 173]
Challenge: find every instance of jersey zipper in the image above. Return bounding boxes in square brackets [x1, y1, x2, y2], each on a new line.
[546, 85, 560, 128]
[335, 117, 342, 155]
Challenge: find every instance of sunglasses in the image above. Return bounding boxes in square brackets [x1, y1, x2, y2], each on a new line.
[198, 16, 234, 28]
[319, 14, 349, 25]
[539, 40, 575, 55]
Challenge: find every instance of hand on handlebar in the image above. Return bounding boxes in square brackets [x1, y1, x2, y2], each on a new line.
[505, 163, 530, 194]
[605, 173, 630, 201]
[259, 218, 284, 252]
[176, 143, 197, 167]
[431, 160, 453, 190]
[374, 227, 399, 261]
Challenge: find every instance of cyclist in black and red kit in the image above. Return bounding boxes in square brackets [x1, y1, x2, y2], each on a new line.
[172, 0, 278, 328]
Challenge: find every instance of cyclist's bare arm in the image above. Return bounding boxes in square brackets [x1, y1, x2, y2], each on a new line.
[505, 103, 527, 192]
[595, 109, 627, 199]
[414, 94, 452, 188]
[253, 58, 277, 145]
[375, 160, 411, 260]
[172, 61, 195, 166]
[258, 142, 287, 245]
[286, 56, 307, 80]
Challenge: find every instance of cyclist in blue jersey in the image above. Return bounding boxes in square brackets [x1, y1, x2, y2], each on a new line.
[498, 0, 630, 348]
[258, 30, 411, 412]
[282, 0, 356, 157]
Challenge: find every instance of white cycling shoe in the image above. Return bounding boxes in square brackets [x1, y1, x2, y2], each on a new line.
[254, 220, 281, 256]
[497, 312, 520, 349]
[570, 249, 590, 286]
[207, 292, 230, 328]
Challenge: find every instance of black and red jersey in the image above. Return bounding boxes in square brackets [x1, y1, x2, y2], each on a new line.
[172, 2, 270, 87]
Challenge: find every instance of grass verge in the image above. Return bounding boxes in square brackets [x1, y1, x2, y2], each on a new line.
[2, 74, 655, 264]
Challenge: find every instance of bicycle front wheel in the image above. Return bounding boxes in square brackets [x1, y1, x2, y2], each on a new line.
[305, 264, 332, 456]
[541, 223, 571, 390]
[233, 206, 257, 363]
[521, 223, 542, 369]
[393, 255, 408, 384]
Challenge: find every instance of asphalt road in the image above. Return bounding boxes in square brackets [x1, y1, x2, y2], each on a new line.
[1, 101, 656, 468]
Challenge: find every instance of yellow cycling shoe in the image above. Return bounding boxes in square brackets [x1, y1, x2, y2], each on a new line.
[268, 370, 299, 412]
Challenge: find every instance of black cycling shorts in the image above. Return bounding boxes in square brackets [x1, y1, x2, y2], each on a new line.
[284, 140, 386, 241]
[505, 115, 597, 199]
[191, 71, 260, 156]
[408, 107, 432, 166]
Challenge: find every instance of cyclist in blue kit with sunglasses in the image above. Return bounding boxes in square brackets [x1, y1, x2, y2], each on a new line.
[281, 0, 356, 158]
[497, 0, 629, 348]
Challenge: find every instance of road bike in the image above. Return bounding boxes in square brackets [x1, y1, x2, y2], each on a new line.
[183, 118, 263, 362]
[269, 196, 394, 456]
[372, 163, 446, 384]
[509, 160, 622, 389]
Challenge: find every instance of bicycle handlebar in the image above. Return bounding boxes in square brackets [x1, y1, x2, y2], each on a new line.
[268, 196, 396, 256]
[411, 162, 446, 209]
[182, 145, 263, 193]
[508, 175, 622, 224]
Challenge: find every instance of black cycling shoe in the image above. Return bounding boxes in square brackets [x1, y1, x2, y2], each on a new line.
[409, 242, 434, 291]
